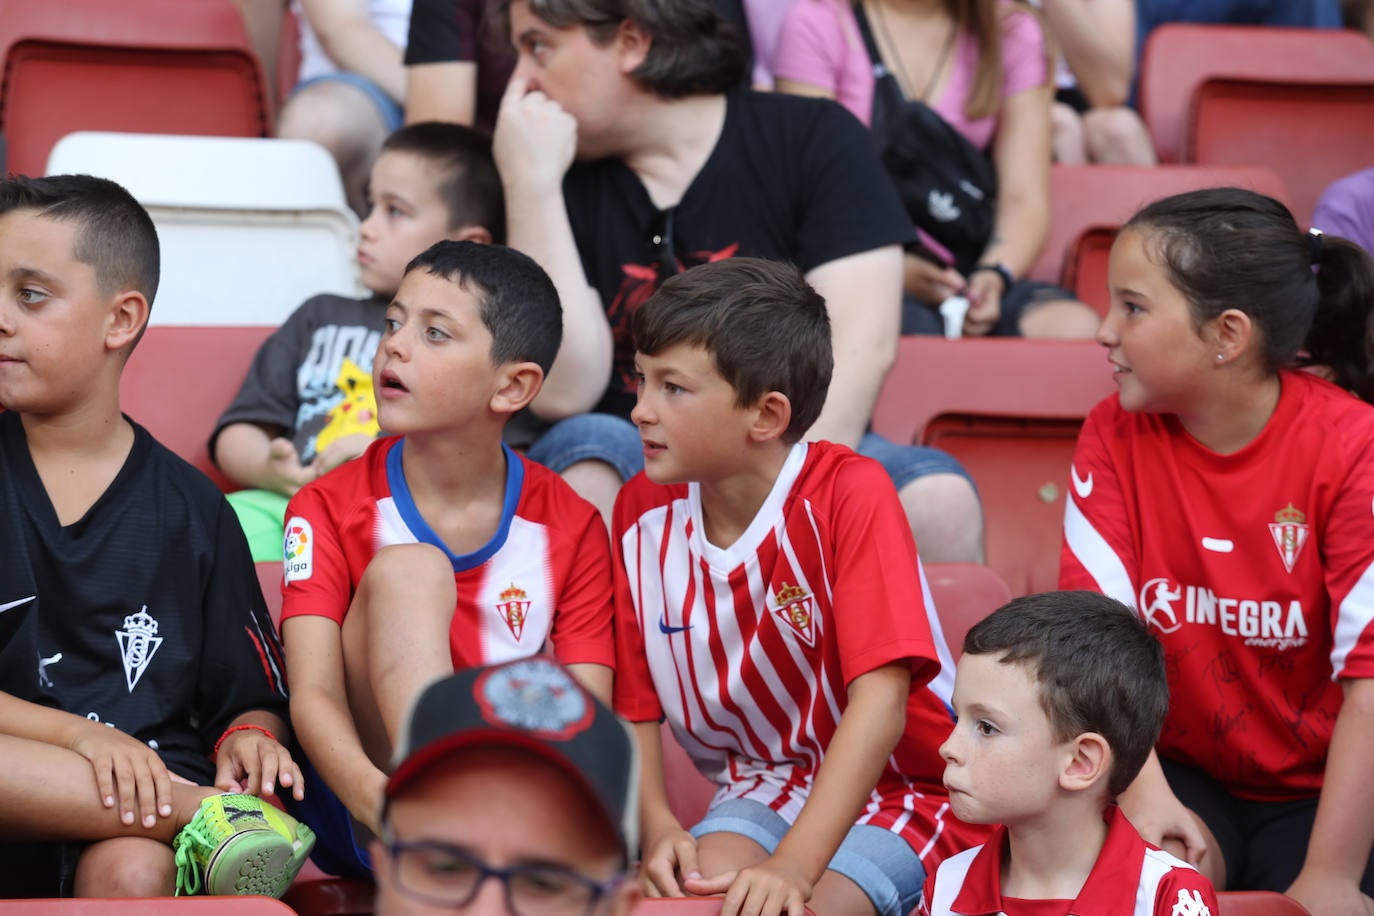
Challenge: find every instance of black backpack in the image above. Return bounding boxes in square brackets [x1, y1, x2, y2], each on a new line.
[853, 3, 998, 275]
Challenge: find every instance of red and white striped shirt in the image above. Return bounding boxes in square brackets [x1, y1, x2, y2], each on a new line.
[281, 436, 614, 670]
[613, 441, 986, 864]
[920, 806, 1217, 916]
[1061, 371, 1374, 799]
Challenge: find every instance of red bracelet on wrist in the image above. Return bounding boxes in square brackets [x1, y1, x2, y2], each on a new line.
[213, 723, 277, 759]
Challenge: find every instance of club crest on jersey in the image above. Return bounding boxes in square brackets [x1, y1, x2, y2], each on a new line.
[772, 582, 817, 647]
[116, 606, 163, 693]
[495, 583, 531, 641]
[1268, 503, 1310, 574]
[283, 517, 313, 583]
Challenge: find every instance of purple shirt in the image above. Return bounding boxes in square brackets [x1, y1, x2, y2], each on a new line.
[1313, 166, 1374, 255]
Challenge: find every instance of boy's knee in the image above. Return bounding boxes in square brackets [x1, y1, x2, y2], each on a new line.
[74, 837, 176, 897]
[361, 543, 455, 596]
[1083, 107, 1157, 165]
[899, 473, 984, 564]
[277, 82, 384, 161]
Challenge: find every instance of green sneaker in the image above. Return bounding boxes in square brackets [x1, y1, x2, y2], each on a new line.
[172, 793, 316, 897]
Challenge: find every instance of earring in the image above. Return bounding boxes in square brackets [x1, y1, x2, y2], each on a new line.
[1216, 354, 1224, 362]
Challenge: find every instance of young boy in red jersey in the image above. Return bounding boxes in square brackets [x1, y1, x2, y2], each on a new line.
[925, 591, 1217, 915]
[0, 174, 313, 897]
[612, 258, 985, 916]
[280, 240, 615, 879]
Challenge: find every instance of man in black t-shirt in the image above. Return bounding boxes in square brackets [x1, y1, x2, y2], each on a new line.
[490, 0, 983, 565]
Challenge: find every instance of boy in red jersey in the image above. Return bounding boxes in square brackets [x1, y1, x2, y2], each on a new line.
[280, 240, 615, 879]
[612, 258, 985, 916]
[924, 591, 1217, 916]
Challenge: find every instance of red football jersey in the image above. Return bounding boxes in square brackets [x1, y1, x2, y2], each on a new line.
[1061, 371, 1374, 799]
[281, 437, 614, 670]
[613, 441, 986, 865]
[920, 806, 1218, 916]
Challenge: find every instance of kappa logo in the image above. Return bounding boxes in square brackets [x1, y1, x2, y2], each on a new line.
[1171, 889, 1211, 916]
[1070, 464, 1093, 500]
[1268, 503, 1310, 574]
[1139, 578, 1183, 634]
[927, 190, 961, 223]
[495, 583, 531, 641]
[283, 517, 314, 583]
[116, 606, 163, 693]
[772, 582, 817, 647]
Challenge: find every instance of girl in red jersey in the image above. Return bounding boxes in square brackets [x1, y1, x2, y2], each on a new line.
[1060, 187, 1374, 916]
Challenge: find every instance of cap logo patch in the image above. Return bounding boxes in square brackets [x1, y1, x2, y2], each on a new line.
[476, 658, 594, 740]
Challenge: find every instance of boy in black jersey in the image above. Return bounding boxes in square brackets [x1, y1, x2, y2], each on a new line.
[0, 174, 315, 897]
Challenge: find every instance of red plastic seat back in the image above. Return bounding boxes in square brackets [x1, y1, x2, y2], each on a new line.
[1189, 78, 1374, 225]
[0, 0, 270, 177]
[1217, 890, 1311, 915]
[924, 563, 1013, 659]
[1138, 24, 1374, 165]
[121, 325, 274, 491]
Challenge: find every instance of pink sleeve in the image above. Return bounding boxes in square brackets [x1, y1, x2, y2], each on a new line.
[773, 0, 874, 125]
[999, 5, 1049, 99]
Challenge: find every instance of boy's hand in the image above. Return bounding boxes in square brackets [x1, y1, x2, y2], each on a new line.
[904, 254, 965, 306]
[963, 269, 1003, 337]
[640, 826, 702, 898]
[69, 722, 173, 829]
[493, 75, 578, 193]
[214, 730, 305, 801]
[1287, 868, 1374, 916]
[265, 437, 318, 497]
[315, 433, 372, 476]
[687, 855, 813, 916]
[1122, 790, 1207, 868]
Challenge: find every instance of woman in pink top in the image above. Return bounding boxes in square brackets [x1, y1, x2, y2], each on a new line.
[775, 0, 1099, 340]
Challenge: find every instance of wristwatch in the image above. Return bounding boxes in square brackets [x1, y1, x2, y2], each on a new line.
[972, 261, 1014, 292]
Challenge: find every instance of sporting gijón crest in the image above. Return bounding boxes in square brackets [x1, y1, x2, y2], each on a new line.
[1268, 503, 1310, 574]
[495, 583, 531, 641]
[772, 582, 817, 647]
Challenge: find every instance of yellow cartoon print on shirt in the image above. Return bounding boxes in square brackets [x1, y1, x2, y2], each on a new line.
[314, 357, 379, 454]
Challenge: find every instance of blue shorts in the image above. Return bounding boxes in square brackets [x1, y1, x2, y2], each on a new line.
[281, 754, 375, 880]
[293, 72, 404, 133]
[525, 413, 972, 491]
[691, 798, 925, 916]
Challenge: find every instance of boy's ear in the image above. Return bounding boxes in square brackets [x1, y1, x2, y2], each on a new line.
[489, 361, 544, 416]
[1210, 308, 1255, 366]
[747, 391, 792, 444]
[105, 289, 150, 354]
[614, 17, 652, 75]
[447, 223, 493, 246]
[1059, 732, 1111, 794]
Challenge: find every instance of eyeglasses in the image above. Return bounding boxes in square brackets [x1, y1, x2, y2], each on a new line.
[384, 836, 627, 916]
[647, 207, 679, 281]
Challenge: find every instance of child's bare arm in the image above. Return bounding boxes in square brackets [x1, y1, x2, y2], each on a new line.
[633, 720, 704, 898]
[1117, 749, 1208, 868]
[1286, 677, 1374, 916]
[688, 664, 911, 916]
[0, 690, 173, 829]
[566, 663, 613, 707]
[214, 422, 318, 496]
[282, 615, 388, 834]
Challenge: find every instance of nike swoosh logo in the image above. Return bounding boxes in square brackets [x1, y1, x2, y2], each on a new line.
[658, 615, 692, 636]
[1071, 464, 1093, 499]
[0, 596, 35, 614]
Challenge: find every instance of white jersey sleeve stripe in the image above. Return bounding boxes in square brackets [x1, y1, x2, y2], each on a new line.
[1332, 558, 1374, 678]
[1064, 495, 1138, 608]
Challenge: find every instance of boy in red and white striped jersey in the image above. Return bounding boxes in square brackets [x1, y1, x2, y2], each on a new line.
[923, 591, 1217, 916]
[612, 258, 987, 916]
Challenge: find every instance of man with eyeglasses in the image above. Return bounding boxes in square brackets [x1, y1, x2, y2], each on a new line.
[374, 656, 642, 916]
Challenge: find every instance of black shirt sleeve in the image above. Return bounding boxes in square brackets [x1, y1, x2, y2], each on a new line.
[405, 0, 463, 66]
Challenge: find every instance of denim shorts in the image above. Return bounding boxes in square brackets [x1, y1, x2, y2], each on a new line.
[525, 413, 973, 491]
[690, 798, 925, 916]
[293, 72, 404, 132]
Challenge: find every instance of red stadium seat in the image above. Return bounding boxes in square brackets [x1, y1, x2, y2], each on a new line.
[872, 337, 1116, 596]
[1217, 890, 1311, 915]
[257, 561, 285, 625]
[0, 899, 295, 914]
[1027, 164, 1292, 296]
[281, 869, 376, 916]
[924, 563, 1013, 658]
[121, 325, 273, 491]
[660, 721, 718, 829]
[1138, 24, 1374, 165]
[1188, 78, 1374, 225]
[0, 0, 271, 177]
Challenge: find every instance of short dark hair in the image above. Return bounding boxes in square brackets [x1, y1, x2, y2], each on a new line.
[632, 258, 832, 443]
[963, 591, 1168, 798]
[1126, 186, 1374, 403]
[404, 241, 562, 374]
[495, 0, 747, 98]
[0, 174, 160, 309]
[381, 121, 506, 243]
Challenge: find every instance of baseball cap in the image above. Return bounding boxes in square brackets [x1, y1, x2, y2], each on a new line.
[385, 656, 640, 864]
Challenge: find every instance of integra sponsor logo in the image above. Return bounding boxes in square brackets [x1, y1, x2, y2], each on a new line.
[1139, 577, 1308, 650]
